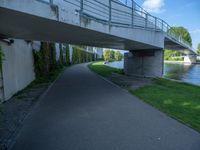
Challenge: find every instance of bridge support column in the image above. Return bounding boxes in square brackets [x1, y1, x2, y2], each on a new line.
[184, 55, 197, 64]
[124, 49, 164, 78]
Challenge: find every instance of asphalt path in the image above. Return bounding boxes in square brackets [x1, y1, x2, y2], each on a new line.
[11, 63, 200, 150]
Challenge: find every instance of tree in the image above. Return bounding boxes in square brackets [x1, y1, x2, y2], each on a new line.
[110, 50, 115, 60]
[197, 43, 200, 55]
[103, 50, 111, 61]
[169, 27, 192, 46]
[114, 51, 123, 61]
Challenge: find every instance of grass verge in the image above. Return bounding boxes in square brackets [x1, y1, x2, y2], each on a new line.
[88, 62, 200, 132]
[88, 61, 123, 77]
[130, 78, 200, 132]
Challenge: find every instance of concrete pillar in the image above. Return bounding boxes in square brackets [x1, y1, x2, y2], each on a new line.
[184, 55, 197, 64]
[124, 49, 164, 78]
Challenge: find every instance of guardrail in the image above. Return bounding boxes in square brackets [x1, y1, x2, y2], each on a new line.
[38, 0, 193, 50]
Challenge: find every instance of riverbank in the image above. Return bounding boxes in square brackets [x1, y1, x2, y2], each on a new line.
[88, 61, 200, 132]
[164, 60, 184, 63]
[165, 60, 200, 65]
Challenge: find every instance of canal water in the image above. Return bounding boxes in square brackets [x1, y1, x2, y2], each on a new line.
[107, 61, 200, 86]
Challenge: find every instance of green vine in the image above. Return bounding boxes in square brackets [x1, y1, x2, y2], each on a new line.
[66, 44, 71, 65]
[33, 42, 59, 78]
[0, 46, 5, 71]
[72, 46, 95, 64]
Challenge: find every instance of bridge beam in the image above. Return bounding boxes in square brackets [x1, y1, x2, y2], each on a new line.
[124, 49, 164, 78]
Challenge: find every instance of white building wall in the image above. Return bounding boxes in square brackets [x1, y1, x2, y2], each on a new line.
[0, 39, 35, 101]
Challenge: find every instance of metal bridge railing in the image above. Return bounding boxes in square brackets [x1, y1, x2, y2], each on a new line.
[38, 0, 193, 50]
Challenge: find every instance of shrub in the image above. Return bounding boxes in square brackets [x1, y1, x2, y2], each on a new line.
[103, 50, 111, 61]
[72, 46, 95, 64]
[33, 42, 61, 78]
[114, 51, 123, 61]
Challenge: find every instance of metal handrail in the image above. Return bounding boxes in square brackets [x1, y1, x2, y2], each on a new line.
[40, 0, 193, 50]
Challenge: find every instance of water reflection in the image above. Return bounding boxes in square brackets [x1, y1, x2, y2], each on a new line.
[106, 60, 124, 69]
[164, 63, 200, 86]
[164, 63, 194, 80]
[107, 61, 200, 86]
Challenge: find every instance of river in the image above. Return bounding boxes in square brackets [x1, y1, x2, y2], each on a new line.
[107, 61, 200, 86]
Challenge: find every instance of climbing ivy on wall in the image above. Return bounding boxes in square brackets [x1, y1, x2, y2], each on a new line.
[33, 42, 58, 78]
[0, 46, 5, 71]
[33, 43, 96, 77]
[49, 43, 57, 70]
[66, 44, 70, 65]
[72, 47, 95, 64]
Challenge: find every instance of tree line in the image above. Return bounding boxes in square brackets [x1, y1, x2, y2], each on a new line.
[103, 50, 123, 61]
[165, 26, 200, 60]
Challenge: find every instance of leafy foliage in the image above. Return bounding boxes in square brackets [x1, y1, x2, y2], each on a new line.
[103, 50, 123, 61]
[72, 46, 95, 64]
[110, 50, 115, 60]
[197, 43, 200, 55]
[114, 51, 123, 61]
[103, 50, 111, 61]
[169, 26, 192, 46]
[164, 49, 184, 61]
[0, 46, 5, 71]
[33, 42, 59, 78]
[66, 44, 71, 65]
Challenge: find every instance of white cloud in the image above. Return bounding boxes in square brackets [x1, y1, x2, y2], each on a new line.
[142, 0, 165, 13]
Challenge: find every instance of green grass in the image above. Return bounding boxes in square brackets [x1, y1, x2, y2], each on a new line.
[88, 61, 123, 77]
[130, 78, 200, 132]
[89, 62, 200, 132]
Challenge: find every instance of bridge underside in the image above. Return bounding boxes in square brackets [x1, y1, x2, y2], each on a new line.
[0, 4, 196, 78]
[0, 7, 159, 51]
[164, 37, 194, 55]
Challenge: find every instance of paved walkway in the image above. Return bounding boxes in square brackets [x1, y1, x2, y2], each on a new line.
[11, 64, 200, 150]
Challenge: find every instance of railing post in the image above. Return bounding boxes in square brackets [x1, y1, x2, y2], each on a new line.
[80, 0, 83, 15]
[145, 14, 148, 29]
[109, 0, 111, 26]
[155, 18, 157, 30]
[49, 0, 53, 5]
[131, 0, 134, 27]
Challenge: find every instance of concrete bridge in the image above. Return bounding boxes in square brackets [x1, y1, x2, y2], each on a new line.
[0, 0, 197, 77]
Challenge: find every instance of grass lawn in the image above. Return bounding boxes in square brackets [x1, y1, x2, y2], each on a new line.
[88, 61, 123, 77]
[88, 62, 200, 132]
[130, 78, 200, 132]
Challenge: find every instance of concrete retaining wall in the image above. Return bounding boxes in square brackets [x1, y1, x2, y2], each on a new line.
[0, 39, 35, 102]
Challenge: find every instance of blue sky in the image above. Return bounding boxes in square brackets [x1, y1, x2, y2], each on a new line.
[135, 0, 200, 50]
